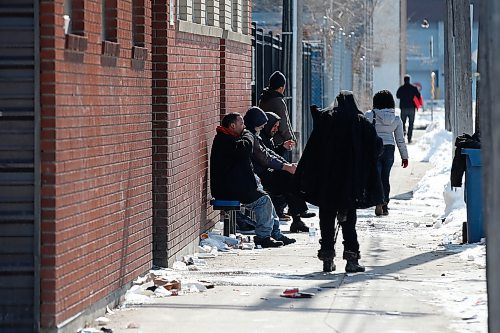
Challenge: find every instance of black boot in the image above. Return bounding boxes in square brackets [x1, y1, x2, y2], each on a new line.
[343, 250, 365, 273]
[290, 216, 309, 233]
[253, 236, 284, 248]
[318, 243, 336, 272]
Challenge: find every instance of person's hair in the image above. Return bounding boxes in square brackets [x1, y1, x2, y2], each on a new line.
[373, 90, 395, 109]
[221, 112, 241, 128]
[404, 74, 411, 83]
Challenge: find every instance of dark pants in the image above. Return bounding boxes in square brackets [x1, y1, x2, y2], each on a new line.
[319, 207, 359, 254]
[377, 145, 395, 204]
[260, 170, 308, 216]
[400, 108, 415, 142]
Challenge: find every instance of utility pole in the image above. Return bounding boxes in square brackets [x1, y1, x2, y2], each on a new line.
[478, 1, 500, 332]
[444, 0, 473, 138]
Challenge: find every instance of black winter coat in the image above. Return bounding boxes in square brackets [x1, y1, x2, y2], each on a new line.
[210, 128, 265, 204]
[396, 83, 421, 109]
[259, 88, 296, 146]
[295, 105, 384, 209]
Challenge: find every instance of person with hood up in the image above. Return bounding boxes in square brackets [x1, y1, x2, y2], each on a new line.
[243, 107, 308, 234]
[295, 91, 384, 273]
[210, 112, 293, 248]
[261, 112, 316, 221]
[258, 71, 296, 161]
[365, 90, 409, 216]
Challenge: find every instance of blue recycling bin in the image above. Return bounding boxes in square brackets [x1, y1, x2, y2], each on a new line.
[462, 149, 484, 243]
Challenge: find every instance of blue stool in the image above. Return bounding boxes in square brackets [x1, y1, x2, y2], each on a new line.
[210, 199, 241, 236]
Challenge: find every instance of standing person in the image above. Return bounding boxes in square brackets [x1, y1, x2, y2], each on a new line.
[365, 90, 409, 216]
[295, 91, 384, 273]
[396, 74, 421, 143]
[243, 107, 312, 233]
[210, 112, 295, 248]
[259, 71, 296, 161]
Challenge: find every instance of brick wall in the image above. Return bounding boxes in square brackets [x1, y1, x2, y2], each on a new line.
[152, 5, 252, 266]
[40, 0, 152, 328]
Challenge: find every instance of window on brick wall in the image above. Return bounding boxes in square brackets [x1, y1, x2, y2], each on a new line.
[206, 0, 219, 27]
[219, 0, 232, 31]
[178, 0, 193, 22]
[70, 0, 85, 35]
[102, 0, 117, 42]
[193, 0, 206, 24]
[241, 0, 248, 34]
[132, 0, 146, 47]
[231, 0, 240, 33]
[63, 0, 72, 34]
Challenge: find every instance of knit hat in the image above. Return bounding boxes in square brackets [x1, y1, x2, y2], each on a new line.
[243, 107, 268, 133]
[269, 71, 286, 90]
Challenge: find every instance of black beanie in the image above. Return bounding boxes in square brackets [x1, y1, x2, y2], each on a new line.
[269, 71, 286, 90]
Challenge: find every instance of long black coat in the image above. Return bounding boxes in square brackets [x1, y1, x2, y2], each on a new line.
[210, 128, 264, 204]
[295, 105, 384, 209]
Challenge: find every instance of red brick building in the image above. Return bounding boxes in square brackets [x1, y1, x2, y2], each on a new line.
[0, 0, 252, 331]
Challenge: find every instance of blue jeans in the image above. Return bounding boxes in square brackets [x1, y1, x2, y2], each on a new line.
[244, 195, 283, 240]
[377, 145, 395, 204]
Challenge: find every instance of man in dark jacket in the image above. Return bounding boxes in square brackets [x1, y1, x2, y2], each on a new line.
[396, 74, 421, 143]
[259, 71, 296, 161]
[295, 91, 384, 273]
[243, 107, 310, 234]
[210, 112, 294, 247]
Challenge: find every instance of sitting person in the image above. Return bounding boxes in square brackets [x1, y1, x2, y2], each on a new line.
[261, 111, 316, 220]
[243, 107, 311, 233]
[210, 112, 295, 247]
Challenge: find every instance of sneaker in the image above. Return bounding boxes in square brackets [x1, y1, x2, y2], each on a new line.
[382, 204, 389, 215]
[278, 213, 292, 222]
[298, 211, 316, 218]
[276, 235, 296, 246]
[253, 236, 283, 248]
[289, 217, 309, 233]
[375, 204, 383, 216]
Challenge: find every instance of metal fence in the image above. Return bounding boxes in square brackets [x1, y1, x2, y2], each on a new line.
[251, 23, 324, 146]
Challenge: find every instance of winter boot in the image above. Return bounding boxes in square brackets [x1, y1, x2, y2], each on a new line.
[318, 241, 336, 272]
[375, 205, 383, 216]
[275, 235, 296, 246]
[290, 216, 309, 233]
[343, 250, 365, 273]
[382, 204, 389, 215]
[253, 236, 284, 248]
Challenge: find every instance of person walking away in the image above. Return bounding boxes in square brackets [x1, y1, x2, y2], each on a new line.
[259, 71, 296, 162]
[295, 91, 384, 273]
[365, 90, 409, 216]
[210, 112, 295, 247]
[396, 74, 421, 143]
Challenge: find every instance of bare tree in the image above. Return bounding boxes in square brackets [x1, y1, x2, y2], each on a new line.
[303, 0, 380, 109]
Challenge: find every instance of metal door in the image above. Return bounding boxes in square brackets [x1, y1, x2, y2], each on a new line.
[0, 0, 40, 331]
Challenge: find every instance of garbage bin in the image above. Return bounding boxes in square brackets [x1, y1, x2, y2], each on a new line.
[462, 148, 483, 243]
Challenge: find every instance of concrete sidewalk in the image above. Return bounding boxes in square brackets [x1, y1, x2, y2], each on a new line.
[103, 134, 482, 333]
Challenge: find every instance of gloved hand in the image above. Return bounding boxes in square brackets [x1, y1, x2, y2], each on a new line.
[401, 159, 409, 168]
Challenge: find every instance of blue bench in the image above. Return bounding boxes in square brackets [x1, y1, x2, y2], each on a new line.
[210, 199, 241, 236]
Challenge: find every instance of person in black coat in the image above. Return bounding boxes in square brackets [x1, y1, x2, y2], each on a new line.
[243, 107, 312, 234]
[396, 74, 421, 143]
[210, 112, 294, 247]
[295, 91, 384, 273]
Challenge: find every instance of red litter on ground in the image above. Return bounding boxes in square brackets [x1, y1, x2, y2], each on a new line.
[280, 288, 315, 298]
